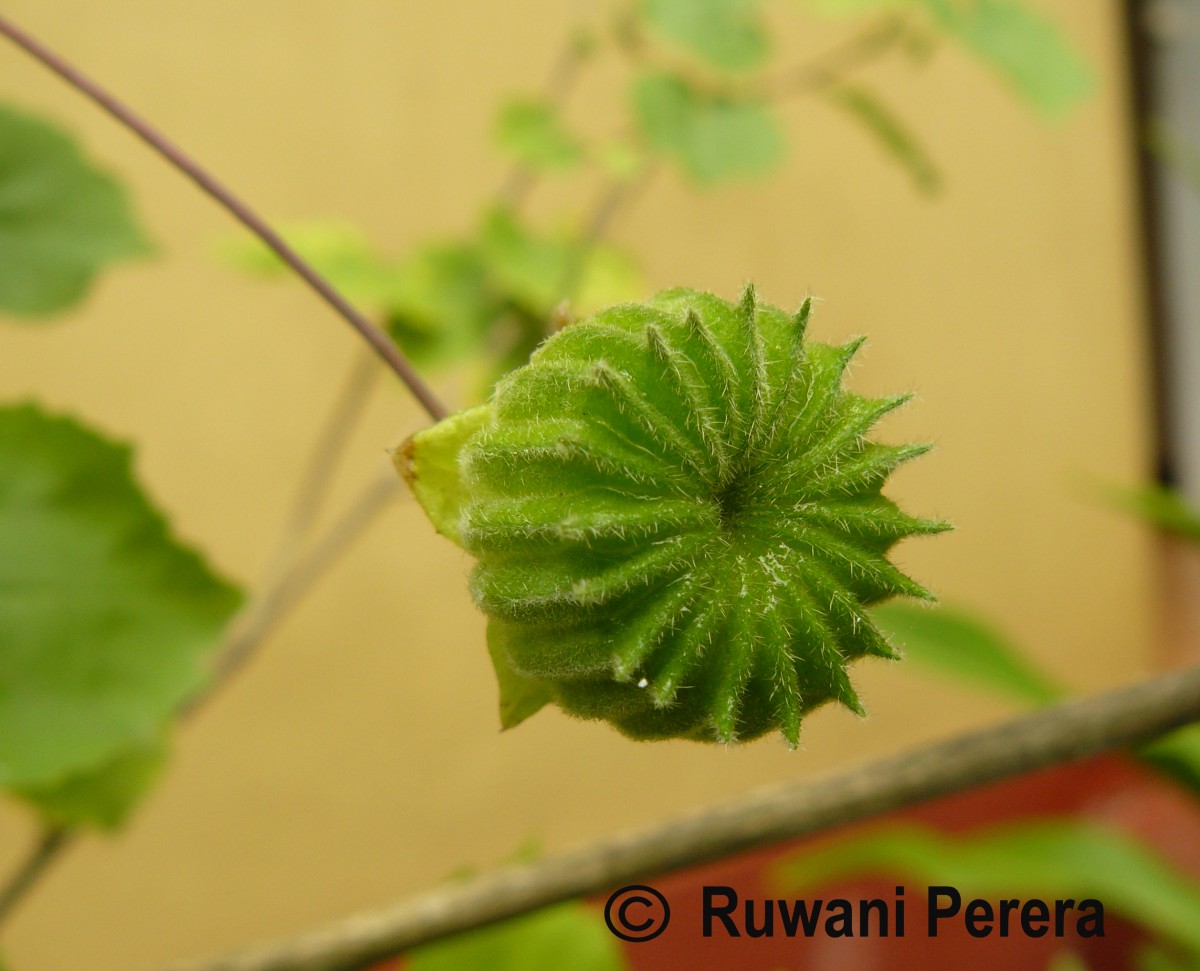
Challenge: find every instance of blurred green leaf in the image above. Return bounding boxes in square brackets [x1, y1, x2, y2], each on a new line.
[0, 404, 241, 803]
[479, 209, 641, 317]
[223, 223, 504, 369]
[598, 139, 646, 182]
[402, 404, 490, 547]
[921, 0, 1092, 118]
[805, 0, 911, 13]
[824, 84, 941, 192]
[488, 623, 553, 730]
[408, 902, 627, 971]
[14, 737, 166, 830]
[1136, 942, 1200, 971]
[220, 222, 410, 309]
[386, 242, 499, 368]
[776, 822, 1200, 955]
[631, 73, 783, 184]
[1048, 954, 1093, 971]
[1100, 483, 1200, 546]
[495, 99, 584, 171]
[872, 602, 1063, 704]
[640, 0, 769, 72]
[0, 104, 151, 318]
[1141, 725, 1200, 797]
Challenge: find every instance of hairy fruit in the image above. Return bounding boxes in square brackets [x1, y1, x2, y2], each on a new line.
[399, 287, 947, 745]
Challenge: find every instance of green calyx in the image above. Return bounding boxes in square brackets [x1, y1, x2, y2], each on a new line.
[399, 287, 948, 745]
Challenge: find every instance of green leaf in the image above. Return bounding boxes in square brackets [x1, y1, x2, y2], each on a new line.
[598, 139, 647, 182]
[386, 242, 500, 368]
[220, 222, 410, 310]
[805, 0, 912, 14]
[479, 209, 641, 316]
[495, 99, 583, 171]
[1141, 725, 1200, 797]
[640, 0, 769, 72]
[1136, 942, 1200, 971]
[920, 0, 1092, 118]
[488, 622, 553, 730]
[14, 736, 166, 830]
[825, 84, 941, 193]
[398, 404, 491, 546]
[0, 104, 151, 318]
[631, 73, 784, 185]
[408, 902, 628, 971]
[872, 602, 1063, 705]
[775, 822, 1200, 955]
[0, 403, 241, 795]
[1048, 955, 1093, 971]
[223, 224, 502, 369]
[1100, 483, 1200, 546]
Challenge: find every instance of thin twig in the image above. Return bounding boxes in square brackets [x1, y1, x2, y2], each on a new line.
[149, 665, 1200, 971]
[182, 471, 402, 719]
[557, 160, 659, 306]
[758, 14, 908, 101]
[263, 348, 381, 581]
[499, 29, 593, 210]
[0, 828, 73, 929]
[613, 11, 907, 103]
[0, 13, 448, 422]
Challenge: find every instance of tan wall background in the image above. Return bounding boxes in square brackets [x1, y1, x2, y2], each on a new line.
[0, 2, 1156, 968]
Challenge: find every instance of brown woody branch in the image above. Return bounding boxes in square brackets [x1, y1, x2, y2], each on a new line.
[150, 664, 1200, 971]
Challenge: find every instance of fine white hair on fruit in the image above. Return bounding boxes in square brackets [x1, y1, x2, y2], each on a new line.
[402, 287, 949, 746]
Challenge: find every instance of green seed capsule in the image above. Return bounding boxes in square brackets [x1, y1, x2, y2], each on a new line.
[399, 287, 948, 745]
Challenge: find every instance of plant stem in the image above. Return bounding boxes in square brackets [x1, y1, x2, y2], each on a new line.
[558, 160, 659, 304]
[759, 14, 909, 100]
[263, 348, 381, 581]
[149, 665, 1200, 971]
[0, 13, 448, 422]
[0, 828, 73, 929]
[613, 11, 906, 102]
[499, 28, 593, 210]
[183, 471, 401, 719]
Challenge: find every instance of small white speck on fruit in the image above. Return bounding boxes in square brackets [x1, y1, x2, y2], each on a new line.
[637, 677, 649, 688]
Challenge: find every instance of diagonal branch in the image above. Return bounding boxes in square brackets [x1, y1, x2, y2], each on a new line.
[149, 664, 1200, 971]
[0, 828, 73, 928]
[0, 13, 448, 422]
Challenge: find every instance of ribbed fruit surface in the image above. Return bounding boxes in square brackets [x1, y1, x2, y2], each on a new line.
[402, 287, 948, 744]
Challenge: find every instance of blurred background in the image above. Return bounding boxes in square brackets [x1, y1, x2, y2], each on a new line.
[0, 1, 1187, 968]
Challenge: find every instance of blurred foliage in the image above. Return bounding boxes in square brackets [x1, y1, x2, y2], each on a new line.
[224, 210, 641, 389]
[1102, 483, 1200, 546]
[17, 738, 168, 831]
[808, 0, 1092, 117]
[407, 902, 627, 971]
[220, 0, 1092, 391]
[0, 104, 150, 318]
[776, 821, 1200, 959]
[823, 83, 941, 192]
[495, 98, 585, 172]
[0, 404, 240, 829]
[630, 71, 783, 183]
[872, 602, 1062, 704]
[640, 0, 771, 72]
